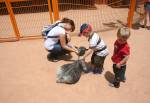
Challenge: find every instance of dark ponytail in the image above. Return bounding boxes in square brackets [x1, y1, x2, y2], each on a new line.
[61, 18, 75, 32]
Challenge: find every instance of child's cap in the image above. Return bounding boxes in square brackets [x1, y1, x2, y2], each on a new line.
[78, 23, 92, 36]
[117, 27, 130, 38]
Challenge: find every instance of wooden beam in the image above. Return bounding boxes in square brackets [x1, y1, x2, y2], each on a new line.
[47, 0, 53, 23]
[52, 0, 59, 21]
[128, 0, 136, 28]
[4, 0, 20, 40]
[0, 37, 18, 43]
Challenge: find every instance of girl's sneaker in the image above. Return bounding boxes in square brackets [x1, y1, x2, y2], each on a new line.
[47, 53, 59, 62]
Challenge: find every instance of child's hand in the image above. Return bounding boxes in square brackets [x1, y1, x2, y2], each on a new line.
[73, 49, 79, 55]
[116, 63, 121, 69]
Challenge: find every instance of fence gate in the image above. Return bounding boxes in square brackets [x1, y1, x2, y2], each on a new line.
[0, 0, 137, 42]
[58, 0, 137, 33]
[0, 0, 17, 42]
[0, 0, 58, 42]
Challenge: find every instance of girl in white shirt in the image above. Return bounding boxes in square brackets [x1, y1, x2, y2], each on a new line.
[44, 18, 78, 62]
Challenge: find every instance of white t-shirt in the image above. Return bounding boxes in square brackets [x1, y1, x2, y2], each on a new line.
[89, 32, 109, 56]
[44, 24, 65, 50]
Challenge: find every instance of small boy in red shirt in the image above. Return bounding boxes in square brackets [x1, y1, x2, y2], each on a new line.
[111, 27, 131, 88]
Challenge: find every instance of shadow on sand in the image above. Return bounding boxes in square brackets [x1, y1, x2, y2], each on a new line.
[47, 53, 77, 62]
[104, 71, 115, 84]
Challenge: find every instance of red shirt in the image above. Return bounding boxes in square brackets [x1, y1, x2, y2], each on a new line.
[111, 40, 130, 64]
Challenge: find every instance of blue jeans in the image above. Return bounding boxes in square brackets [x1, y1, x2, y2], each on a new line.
[113, 64, 126, 81]
[48, 43, 70, 56]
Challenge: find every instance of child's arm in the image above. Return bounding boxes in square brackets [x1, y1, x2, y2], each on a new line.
[116, 55, 129, 69]
[60, 34, 78, 54]
[67, 42, 78, 52]
[66, 33, 71, 42]
[79, 49, 93, 60]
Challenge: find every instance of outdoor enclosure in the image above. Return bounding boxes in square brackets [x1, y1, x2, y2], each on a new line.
[0, 0, 54, 42]
[0, 0, 137, 42]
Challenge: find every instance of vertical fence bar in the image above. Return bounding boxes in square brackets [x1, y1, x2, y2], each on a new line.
[4, 0, 20, 40]
[47, 0, 53, 23]
[128, 0, 136, 28]
[52, 0, 59, 21]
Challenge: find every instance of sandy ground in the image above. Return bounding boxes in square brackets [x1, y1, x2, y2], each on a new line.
[0, 28, 150, 103]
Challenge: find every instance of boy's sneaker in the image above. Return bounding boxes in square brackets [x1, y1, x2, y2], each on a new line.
[113, 81, 120, 88]
[112, 77, 120, 88]
[121, 80, 126, 83]
[120, 78, 126, 83]
[113, 82, 120, 88]
[93, 68, 103, 74]
[93, 68, 98, 74]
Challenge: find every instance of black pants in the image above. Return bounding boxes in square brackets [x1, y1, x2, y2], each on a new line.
[113, 64, 126, 81]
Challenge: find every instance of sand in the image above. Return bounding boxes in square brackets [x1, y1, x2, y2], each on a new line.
[0, 28, 150, 103]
